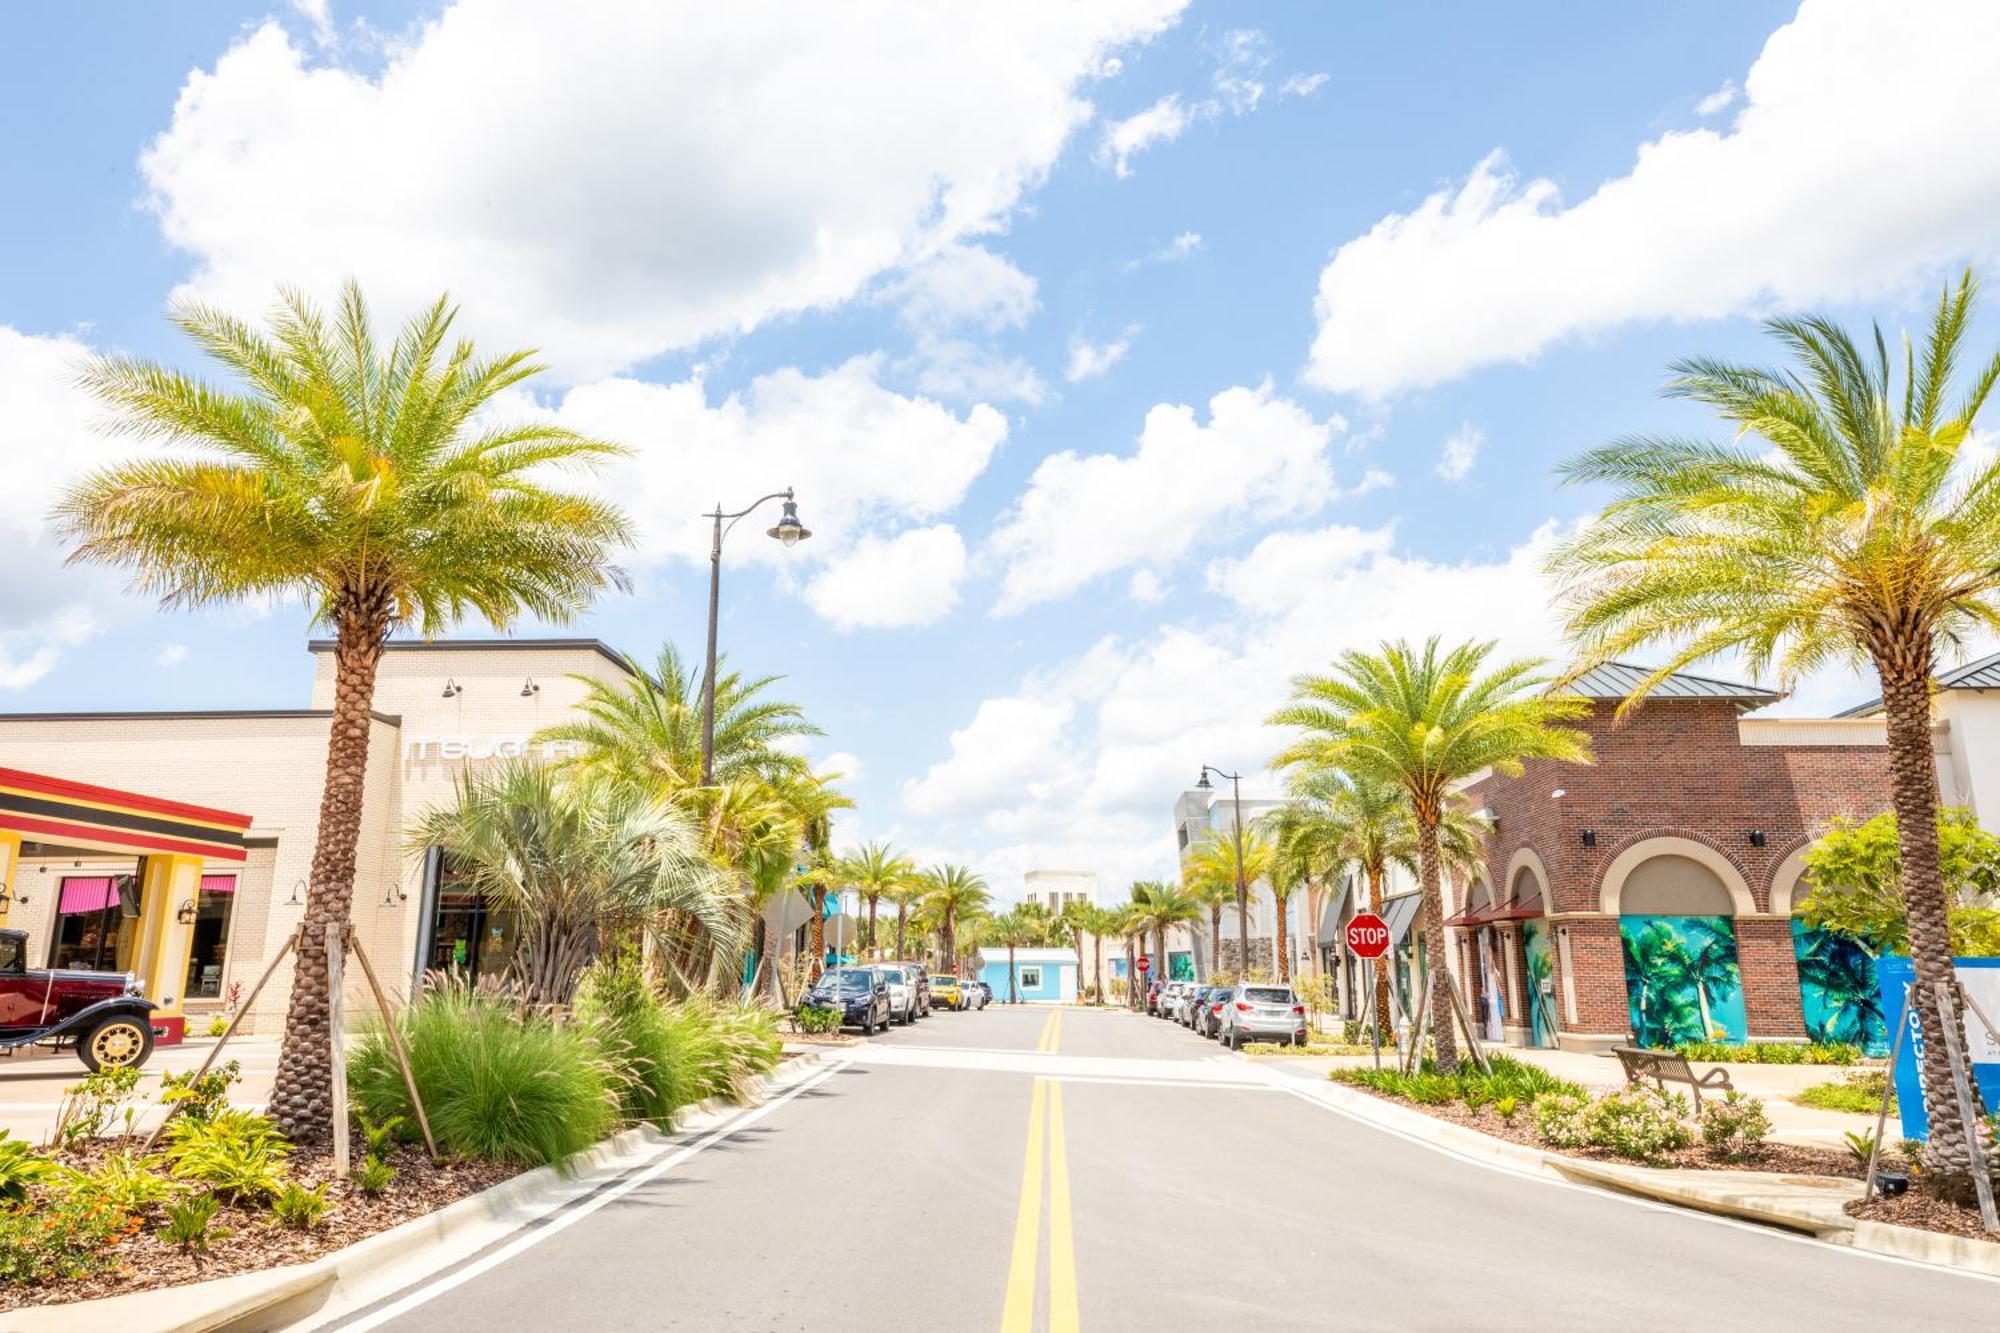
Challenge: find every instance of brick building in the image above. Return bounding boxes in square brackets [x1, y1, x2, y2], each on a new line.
[1454, 663, 1893, 1053]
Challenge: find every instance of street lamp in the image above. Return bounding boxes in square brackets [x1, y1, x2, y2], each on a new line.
[700, 488, 811, 784]
[1196, 765, 1252, 974]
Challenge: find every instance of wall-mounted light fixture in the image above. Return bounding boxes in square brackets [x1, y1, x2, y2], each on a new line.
[175, 899, 198, 925]
[441, 678, 464, 699]
[383, 880, 407, 907]
[519, 676, 540, 698]
[1550, 789, 1567, 800]
[1748, 830, 1767, 847]
[1581, 829, 1597, 847]
[288, 878, 307, 905]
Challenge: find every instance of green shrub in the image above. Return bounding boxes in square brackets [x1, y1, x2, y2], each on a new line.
[272, 1181, 332, 1230]
[1456, 1055, 1585, 1105]
[1493, 1095, 1520, 1122]
[207, 1015, 231, 1038]
[71, 1152, 174, 1213]
[355, 1154, 396, 1197]
[1796, 1070, 1895, 1114]
[1587, 1087, 1694, 1161]
[159, 1192, 224, 1254]
[0, 1132, 68, 1204]
[1532, 1093, 1596, 1149]
[1844, 1128, 1880, 1166]
[350, 984, 619, 1167]
[1674, 1041, 1860, 1066]
[161, 1110, 290, 1204]
[651, 997, 782, 1110]
[1698, 1091, 1771, 1160]
[794, 1004, 841, 1035]
[357, 1112, 405, 1159]
[576, 959, 689, 1128]
[1401, 1073, 1458, 1105]
[0, 1194, 133, 1283]
[158, 1060, 243, 1123]
[51, 1066, 142, 1147]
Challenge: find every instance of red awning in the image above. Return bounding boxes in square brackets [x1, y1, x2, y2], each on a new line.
[1444, 903, 1546, 929]
[57, 876, 117, 915]
[200, 874, 237, 895]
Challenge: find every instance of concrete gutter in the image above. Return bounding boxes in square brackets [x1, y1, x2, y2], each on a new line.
[12, 1050, 837, 1333]
[1266, 1062, 2000, 1279]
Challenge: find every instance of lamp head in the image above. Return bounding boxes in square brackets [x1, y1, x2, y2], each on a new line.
[1195, 769, 1212, 790]
[766, 491, 811, 548]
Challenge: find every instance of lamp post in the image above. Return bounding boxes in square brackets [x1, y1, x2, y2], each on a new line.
[1197, 765, 1251, 975]
[700, 489, 811, 784]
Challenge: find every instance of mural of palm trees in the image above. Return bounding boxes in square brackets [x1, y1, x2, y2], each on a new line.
[1794, 923, 1888, 1052]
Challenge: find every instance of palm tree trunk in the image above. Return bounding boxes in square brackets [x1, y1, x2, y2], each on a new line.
[941, 911, 956, 972]
[1878, 654, 1986, 1195]
[1276, 895, 1291, 982]
[1368, 861, 1392, 1036]
[1008, 943, 1018, 1004]
[269, 591, 390, 1141]
[808, 886, 827, 979]
[1124, 937, 1137, 1008]
[866, 896, 879, 954]
[895, 905, 908, 959]
[1093, 935, 1104, 1005]
[1414, 808, 1460, 1073]
[1154, 924, 1166, 984]
[1209, 904, 1222, 973]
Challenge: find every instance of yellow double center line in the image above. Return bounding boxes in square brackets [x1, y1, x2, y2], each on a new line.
[1003, 1011, 1077, 1332]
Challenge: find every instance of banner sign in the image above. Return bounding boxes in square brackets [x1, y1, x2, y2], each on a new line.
[1877, 955, 2000, 1141]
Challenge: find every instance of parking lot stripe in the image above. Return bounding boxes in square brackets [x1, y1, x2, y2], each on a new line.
[1047, 1079, 1079, 1333]
[1000, 1077, 1049, 1333]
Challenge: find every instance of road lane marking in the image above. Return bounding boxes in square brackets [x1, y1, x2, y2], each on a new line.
[326, 1055, 854, 1332]
[1000, 1077, 1049, 1333]
[1048, 1010, 1062, 1054]
[1046, 1079, 1079, 1333]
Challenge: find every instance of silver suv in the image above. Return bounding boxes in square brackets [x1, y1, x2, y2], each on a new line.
[1216, 983, 1308, 1050]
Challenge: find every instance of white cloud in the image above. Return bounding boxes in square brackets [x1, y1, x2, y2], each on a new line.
[1695, 79, 1738, 117]
[1281, 72, 1329, 98]
[154, 642, 192, 668]
[818, 750, 866, 782]
[1065, 327, 1138, 382]
[1436, 423, 1484, 482]
[1304, 0, 2000, 397]
[1096, 93, 1192, 178]
[987, 382, 1346, 614]
[883, 243, 1038, 334]
[1208, 28, 1270, 115]
[545, 358, 1006, 628]
[903, 337, 1046, 405]
[142, 2, 1187, 379]
[1124, 231, 1203, 271]
[1127, 569, 1166, 603]
[803, 524, 968, 630]
[906, 519, 1576, 884]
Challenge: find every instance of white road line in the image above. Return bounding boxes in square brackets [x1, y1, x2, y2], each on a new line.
[323, 1055, 854, 1332]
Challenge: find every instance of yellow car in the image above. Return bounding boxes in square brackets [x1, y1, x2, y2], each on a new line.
[930, 975, 965, 1010]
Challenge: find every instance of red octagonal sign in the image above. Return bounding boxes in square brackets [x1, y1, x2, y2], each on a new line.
[1135, 955, 1151, 973]
[1346, 913, 1391, 960]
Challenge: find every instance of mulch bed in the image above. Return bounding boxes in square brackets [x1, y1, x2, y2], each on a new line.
[1847, 1191, 1997, 1239]
[781, 1032, 859, 1047]
[1333, 1080, 1864, 1178]
[3, 1140, 520, 1312]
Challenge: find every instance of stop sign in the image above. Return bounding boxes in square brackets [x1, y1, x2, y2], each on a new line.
[1346, 913, 1391, 959]
[1136, 955, 1151, 973]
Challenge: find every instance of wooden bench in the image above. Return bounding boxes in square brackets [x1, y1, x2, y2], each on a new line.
[1613, 1046, 1734, 1111]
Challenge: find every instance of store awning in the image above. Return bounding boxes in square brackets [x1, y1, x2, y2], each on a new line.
[57, 876, 118, 915]
[1444, 903, 1546, 929]
[0, 766, 250, 862]
[200, 874, 236, 894]
[1381, 894, 1420, 947]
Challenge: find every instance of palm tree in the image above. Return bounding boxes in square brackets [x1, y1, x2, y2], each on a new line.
[1264, 830, 1309, 984]
[920, 864, 990, 972]
[782, 773, 853, 982]
[410, 763, 735, 1008]
[1547, 272, 2000, 1188]
[57, 284, 629, 1139]
[537, 643, 820, 796]
[1270, 638, 1590, 1072]
[1278, 772, 1410, 1025]
[1076, 904, 1120, 1004]
[844, 842, 915, 955]
[988, 906, 1042, 1004]
[1130, 881, 1202, 984]
[1183, 830, 1274, 975]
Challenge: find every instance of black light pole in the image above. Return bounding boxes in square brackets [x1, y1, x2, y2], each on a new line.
[1197, 766, 1251, 973]
[701, 488, 811, 784]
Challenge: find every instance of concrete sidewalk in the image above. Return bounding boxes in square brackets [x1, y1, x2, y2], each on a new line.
[0, 1036, 282, 1142]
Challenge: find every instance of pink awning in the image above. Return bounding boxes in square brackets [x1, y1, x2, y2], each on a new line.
[57, 876, 117, 915]
[200, 874, 237, 895]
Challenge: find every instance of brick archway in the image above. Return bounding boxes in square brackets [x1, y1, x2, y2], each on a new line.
[1767, 843, 1813, 917]
[1598, 835, 1756, 918]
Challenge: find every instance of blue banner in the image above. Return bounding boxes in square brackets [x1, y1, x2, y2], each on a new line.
[1877, 955, 2000, 1141]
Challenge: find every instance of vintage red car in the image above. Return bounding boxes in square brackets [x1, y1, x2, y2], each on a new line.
[0, 927, 158, 1070]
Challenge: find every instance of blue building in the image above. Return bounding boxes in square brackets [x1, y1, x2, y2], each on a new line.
[977, 947, 1079, 1004]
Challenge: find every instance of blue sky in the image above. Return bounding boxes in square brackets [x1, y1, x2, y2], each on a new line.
[3, 0, 1996, 897]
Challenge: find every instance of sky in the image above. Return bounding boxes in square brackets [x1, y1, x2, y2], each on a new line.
[4, 0, 2000, 902]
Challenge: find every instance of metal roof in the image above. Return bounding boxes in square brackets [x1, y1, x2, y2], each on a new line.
[1557, 661, 1781, 707]
[1837, 649, 2000, 717]
[306, 637, 634, 673]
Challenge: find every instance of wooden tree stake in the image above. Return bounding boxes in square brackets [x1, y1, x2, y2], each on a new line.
[327, 922, 350, 1178]
[345, 925, 439, 1160]
[1934, 984, 1999, 1233]
[1861, 980, 1914, 1205]
[141, 924, 301, 1154]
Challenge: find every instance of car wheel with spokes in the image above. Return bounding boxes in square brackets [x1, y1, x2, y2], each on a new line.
[79, 1015, 153, 1072]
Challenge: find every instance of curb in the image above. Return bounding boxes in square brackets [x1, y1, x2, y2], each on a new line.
[1851, 1218, 2000, 1275]
[9, 1051, 836, 1333]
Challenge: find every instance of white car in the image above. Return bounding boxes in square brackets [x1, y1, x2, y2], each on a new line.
[875, 963, 921, 1025]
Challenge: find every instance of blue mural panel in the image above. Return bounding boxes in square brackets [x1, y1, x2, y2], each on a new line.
[1620, 914, 1747, 1048]
[1790, 919, 1888, 1056]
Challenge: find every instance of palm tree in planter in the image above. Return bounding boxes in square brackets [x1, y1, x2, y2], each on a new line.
[1287, 771, 1411, 1029]
[884, 872, 930, 961]
[1548, 272, 2000, 1192]
[58, 284, 629, 1139]
[988, 906, 1041, 1003]
[1269, 639, 1590, 1073]
[845, 842, 915, 957]
[412, 763, 737, 1008]
[1183, 829, 1274, 976]
[1130, 881, 1202, 985]
[922, 864, 991, 972]
[1076, 904, 1121, 1004]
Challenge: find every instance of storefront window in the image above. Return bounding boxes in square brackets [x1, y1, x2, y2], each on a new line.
[426, 880, 521, 990]
[49, 874, 138, 972]
[185, 874, 236, 999]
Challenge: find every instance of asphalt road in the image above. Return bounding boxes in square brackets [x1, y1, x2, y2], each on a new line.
[330, 1004, 1996, 1332]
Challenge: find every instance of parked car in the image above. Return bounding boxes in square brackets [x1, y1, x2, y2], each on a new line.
[970, 981, 992, 1009]
[1180, 985, 1217, 1028]
[1163, 980, 1198, 1022]
[875, 964, 922, 1025]
[887, 962, 931, 1016]
[1146, 978, 1169, 1015]
[930, 974, 965, 1010]
[1216, 983, 1309, 1050]
[1196, 986, 1232, 1039]
[800, 966, 892, 1034]
[0, 928, 159, 1071]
